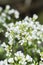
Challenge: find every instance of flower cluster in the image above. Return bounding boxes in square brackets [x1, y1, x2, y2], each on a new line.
[14, 51, 32, 65]
[0, 5, 43, 65]
[5, 15, 43, 46]
[0, 51, 33, 65]
[0, 5, 19, 33]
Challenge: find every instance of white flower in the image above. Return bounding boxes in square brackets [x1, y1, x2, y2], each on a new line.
[5, 15, 43, 46]
[3, 23, 8, 29]
[1, 13, 6, 17]
[8, 58, 14, 63]
[8, 39, 13, 45]
[19, 59, 27, 65]
[8, 9, 15, 14]
[39, 61, 43, 65]
[26, 54, 32, 62]
[14, 57, 18, 61]
[6, 51, 11, 57]
[0, 61, 4, 65]
[33, 14, 38, 20]
[8, 23, 14, 27]
[5, 32, 9, 37]
[19, 40, 24, 45]
[31, 63, 34, 65]
[4, 59, 8, 65]
[14, 10, 19, 19]
[14, 51, 27, 65]
[0, 59, 8, 65]
[37, 41, 41, 45]
[14, 51, 24, 58]
[41, 58, 43, 61]
[14, 51, 33, 65]
[1, 42, 7, 48]
[6, 5, 10, 10]
[14, 51, 25, 61]
[24, 16, 29, 21]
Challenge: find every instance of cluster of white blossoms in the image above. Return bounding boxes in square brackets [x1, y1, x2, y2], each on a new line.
[0, 5, 43, 65]
[4, 14, 43, 46]
[0, 58, 14, 65]
[0, 5, 19, 24]
[14, 51, 32, 65]
[0, 5, 19, 34]
[0, 59, 8, 65]
[0, 51, 33, 65]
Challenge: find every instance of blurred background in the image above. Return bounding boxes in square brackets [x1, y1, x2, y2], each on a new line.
[0, 0, 43, 24]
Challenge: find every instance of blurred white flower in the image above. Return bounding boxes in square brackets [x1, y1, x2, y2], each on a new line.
[39, 61, 43, 65]
[8, 9, 15, 14]
[8, 58, 14, 63]
[1, 13, 6, 17]
[14, 10, 19, 19]
[0, 61, 4, 65]
[0, 59, 8, 65]
[6, 5, 10, 10]
[33, 14, 38, 21]
[26, 54, 32, 62]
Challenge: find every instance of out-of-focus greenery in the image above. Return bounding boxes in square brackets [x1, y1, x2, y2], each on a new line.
[0, 5, 43, 65]
[38, 11, 43, 24]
